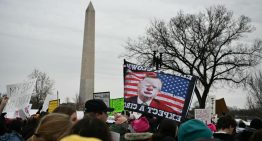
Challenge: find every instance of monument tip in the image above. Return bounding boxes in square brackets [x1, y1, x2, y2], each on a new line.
[86, 1, 95, 12]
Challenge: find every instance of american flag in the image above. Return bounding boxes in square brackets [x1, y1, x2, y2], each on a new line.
[124, 70, 190, 114]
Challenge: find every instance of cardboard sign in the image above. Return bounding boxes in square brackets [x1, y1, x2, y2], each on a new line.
[93, 92, 110, 107]
[4, 79, 36, 112]
[195, 109, 211, 124]
[206, 95, 216, 116]
[110, 98, 124, 113]
[48, 99, 60, 113]
[216, 98, 229, 116]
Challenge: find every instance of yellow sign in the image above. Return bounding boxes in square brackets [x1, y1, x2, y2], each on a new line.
[48, 99, 59, 113]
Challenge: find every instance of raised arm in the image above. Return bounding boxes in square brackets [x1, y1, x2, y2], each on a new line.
[0, 96, 9, 114]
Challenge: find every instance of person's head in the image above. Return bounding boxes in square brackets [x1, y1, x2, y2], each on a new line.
[30, 113, 72, 141]
[84, 99, 114, 122]
[250, 118, 262, 130]
[21, 115, 40, 140]
[157, 118, 178, 138]
[61, 135, 102, 141]
[178, 119, 213, 141]
[216, 115, 237, 134]
[238, 120, 246, 128]
[71, 116, 112, 141]
[207, 123, 217, 132]
[53, 105, 77, 124]
[137, 75, 162, 102]
[131, 116, 150, 133]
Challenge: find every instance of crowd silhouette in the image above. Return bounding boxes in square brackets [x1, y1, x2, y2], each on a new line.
[1, 96, 262, 141]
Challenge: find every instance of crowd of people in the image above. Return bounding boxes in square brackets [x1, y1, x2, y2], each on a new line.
[1, 95, 262, 141]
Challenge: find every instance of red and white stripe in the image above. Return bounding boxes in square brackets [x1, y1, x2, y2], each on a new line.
[124, 71, 185, 114]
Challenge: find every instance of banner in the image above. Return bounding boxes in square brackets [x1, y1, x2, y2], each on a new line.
[123, 60, 196, 122]
[93, 92, 110, 108]
[195, 109, 211, 124]
[48, 99, 60, 113]
[4, 79, 36, 112]
[110, 98, 124, 113]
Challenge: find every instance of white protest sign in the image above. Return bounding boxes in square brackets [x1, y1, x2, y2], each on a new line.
[8, 104, 33, 119]
[195, 109, 211, 124]
[93, 92, 110, 107]
[41, 94, 57, 112]
[206, 95, 216, 116]
[21, 104, 32, 118]
[4, 79, 36, 113]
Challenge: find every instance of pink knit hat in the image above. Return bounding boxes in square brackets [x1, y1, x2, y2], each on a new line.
[131, 116, 150, 132]
[207, 123, 217, 132]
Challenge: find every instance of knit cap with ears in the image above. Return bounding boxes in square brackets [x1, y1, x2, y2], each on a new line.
[178, 119, 213, 141]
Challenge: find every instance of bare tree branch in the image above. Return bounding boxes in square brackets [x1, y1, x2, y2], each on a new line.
[122, 5, 262, 108]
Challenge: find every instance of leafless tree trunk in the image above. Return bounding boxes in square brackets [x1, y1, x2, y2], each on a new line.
[246, 71, 262, 118]
[73, 93, 84, 110]
[122, 5, 262, 108]
[29, 69, 54, 109]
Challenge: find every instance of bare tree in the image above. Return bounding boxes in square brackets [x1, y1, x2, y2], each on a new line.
[29, 69, 55, 109]
[73, 93, 84, 110]
[245, 71, 262, 118]
[122, 5, 262, 108]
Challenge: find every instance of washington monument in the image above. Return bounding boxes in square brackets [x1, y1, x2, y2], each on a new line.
[79, 2, 95, 104]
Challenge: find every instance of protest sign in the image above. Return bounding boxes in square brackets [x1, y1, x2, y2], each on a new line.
[42, 94, 57, 112]
[93, 92, 110, 107]
[110, 98, 124, 113]
[216, 98, 229, 116]
[19, 104, 32, 119]
[195, 109, 211, 124]
[206, 95, 216, 116]
[123, 60, 196, 122]
[48, 99, 59, 112]
[48, 99, 60, 113]
[4, 79, 36, 112]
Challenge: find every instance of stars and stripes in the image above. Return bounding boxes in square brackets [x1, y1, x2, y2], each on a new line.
[124, 70, 190, 114]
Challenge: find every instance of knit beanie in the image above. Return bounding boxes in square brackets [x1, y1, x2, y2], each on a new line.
[178, 119, 213, 141]
[131, 116, 150, 133]
[207, 123, 217, 132]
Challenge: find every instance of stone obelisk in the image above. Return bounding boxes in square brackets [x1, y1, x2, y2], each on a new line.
[79, 2, 95, 104]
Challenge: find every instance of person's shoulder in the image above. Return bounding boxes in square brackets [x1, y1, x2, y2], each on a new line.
[0, 132, 24, 141]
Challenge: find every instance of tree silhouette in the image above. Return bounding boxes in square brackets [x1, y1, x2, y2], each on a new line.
[29, 69, 54, 109]
[123, 5, 262, 108]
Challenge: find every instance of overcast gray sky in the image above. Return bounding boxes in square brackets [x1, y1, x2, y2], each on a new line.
[0, 0, 261, 108]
